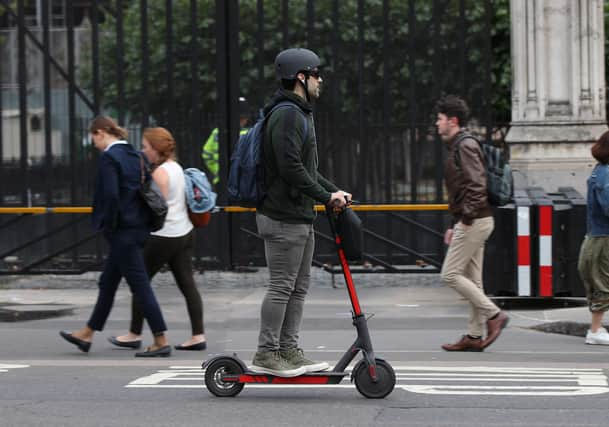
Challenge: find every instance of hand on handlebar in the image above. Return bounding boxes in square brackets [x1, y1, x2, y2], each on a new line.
[341, 191, 352, 205]
[328, 191, 347, 208]
[327, 191, 352, 208]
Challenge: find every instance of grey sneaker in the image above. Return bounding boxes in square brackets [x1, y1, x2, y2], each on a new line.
[280, 348, 330, 373]
[250, 350, 306, 377]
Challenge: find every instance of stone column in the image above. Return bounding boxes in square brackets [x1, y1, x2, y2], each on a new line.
[506, 0, 607, 196]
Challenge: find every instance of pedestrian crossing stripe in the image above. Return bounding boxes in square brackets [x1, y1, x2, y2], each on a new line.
[0, 364, 29, 373]
[126, 365, 609, 396]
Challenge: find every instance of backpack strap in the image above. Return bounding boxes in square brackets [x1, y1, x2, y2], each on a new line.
[453, 132, 482, 171]
[266, 101, 310, 143]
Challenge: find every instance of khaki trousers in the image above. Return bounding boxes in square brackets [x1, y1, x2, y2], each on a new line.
[441, 216, 499, 337]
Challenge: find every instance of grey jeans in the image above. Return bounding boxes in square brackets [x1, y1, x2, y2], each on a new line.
[256, 214, 315, 352]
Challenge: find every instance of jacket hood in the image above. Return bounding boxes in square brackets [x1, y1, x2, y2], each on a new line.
[262, 89, 313, 116]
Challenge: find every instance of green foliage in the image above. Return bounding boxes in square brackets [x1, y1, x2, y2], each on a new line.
[88, 0, 511, 127]
[86, 0, 217, 123]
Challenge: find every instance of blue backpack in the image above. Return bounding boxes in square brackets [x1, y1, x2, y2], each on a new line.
[184, 168, 217, 213]
[227, 101, 309, 207]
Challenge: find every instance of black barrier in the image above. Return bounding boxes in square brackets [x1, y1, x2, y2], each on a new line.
[526, 187, 585, 297]
[483, 189, 532, 296]
[484, 187, 587, 298]
[483, 204, 517, 296]
[526, 187, 553, 297]
[549, 187, 586, 297]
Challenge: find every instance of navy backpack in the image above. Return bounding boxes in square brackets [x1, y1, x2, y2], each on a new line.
[227, 101, 308, 207]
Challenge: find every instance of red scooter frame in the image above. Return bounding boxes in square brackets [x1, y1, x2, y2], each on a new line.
[202, 205, 396, 398]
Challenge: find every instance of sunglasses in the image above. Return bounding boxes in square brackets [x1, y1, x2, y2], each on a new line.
[308, 69, 322, 79]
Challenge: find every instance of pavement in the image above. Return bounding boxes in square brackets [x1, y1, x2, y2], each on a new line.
[0, 267, 598, 336]
[2, 268, 608, 427]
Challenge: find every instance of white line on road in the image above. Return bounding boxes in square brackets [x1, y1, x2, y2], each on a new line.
[397, 377, 607, 384]
[0, 364, 29, 370]
[125, 365, 609, 396]
[0, 364, 29, 375]
[224, 349, 609, 355]
[391, 366, 605, 373]
[168, 365, 605, 372]
[125, 382, 609, 396]
[400, 385, 609, 396]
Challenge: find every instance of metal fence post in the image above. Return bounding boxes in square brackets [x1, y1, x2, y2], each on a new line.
[215, 0, 239, 269]
[140, 0, 149, 129]
[0, 1, 3, 201]
[17, 0, 29, 206]
[90, 0, 100, 115]
[165, 0, 175, 134]
[66, 0, 76, 203]
[116, 0, 126, 124]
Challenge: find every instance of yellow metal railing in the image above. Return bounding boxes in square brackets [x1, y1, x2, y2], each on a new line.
[0, 204, 449, 215]
[0, 207, 93, 214]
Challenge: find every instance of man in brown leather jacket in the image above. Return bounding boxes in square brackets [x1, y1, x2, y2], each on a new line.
[435, 95, 509, 352]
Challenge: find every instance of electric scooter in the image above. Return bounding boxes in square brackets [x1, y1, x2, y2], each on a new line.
[202, 205, 396, 399]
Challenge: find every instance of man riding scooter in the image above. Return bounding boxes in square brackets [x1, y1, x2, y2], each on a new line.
[250, 47, 352, 377]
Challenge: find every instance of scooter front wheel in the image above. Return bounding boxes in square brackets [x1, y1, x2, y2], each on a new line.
[204, 357, 245, 397]
[353, 358, 396, 399]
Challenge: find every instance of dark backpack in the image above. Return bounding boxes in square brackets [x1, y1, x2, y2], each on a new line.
[138, 153, 168, 231]
[454, 133, 513, 207]
[227, 101, 309, 207]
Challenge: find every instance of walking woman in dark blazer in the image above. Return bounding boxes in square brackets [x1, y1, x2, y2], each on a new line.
[109, 127, 206, 351]
[59, 116, 171, 357]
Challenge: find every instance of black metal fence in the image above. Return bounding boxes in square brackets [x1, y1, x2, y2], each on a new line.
[0, 0, 510, 271]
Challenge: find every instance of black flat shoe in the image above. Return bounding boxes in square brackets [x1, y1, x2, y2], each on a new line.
[134, 345, 171, 358]
[59, 330, 91, 353]
[174, 341, 207, 351]
[108, 336, 142, 349]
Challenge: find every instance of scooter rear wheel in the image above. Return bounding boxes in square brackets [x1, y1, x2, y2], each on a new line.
[204, 357, 245, 397]
[353, 358, 396, 399]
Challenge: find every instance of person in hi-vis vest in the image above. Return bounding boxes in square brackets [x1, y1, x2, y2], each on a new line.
[202, 97, 251, 186]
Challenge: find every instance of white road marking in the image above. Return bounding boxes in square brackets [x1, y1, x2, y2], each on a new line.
[400, 385, 609, 396]
[224, 349, 609, 355]
[0, 364, 29, 374]
[127, 384, 356, 389]
[169, 365, 201, 372]
[126, 365, 609, 396]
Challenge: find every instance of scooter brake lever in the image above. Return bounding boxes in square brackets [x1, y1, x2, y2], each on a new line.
[366, 313, 375, 321]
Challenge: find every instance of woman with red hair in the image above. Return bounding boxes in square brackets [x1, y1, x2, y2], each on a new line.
[109, 127, 207, 351]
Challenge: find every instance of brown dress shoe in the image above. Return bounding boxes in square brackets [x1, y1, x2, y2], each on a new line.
[441, 335, 484, 352]
[483, 311, 510, 349]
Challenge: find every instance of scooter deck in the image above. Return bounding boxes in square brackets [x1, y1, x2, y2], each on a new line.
[223, 370, 348, 385]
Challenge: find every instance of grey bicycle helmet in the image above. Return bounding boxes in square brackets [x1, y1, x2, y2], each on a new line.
[274, 48, 321, 80]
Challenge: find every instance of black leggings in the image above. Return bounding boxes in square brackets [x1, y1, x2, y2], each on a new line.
[130, 230, 204, 336]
